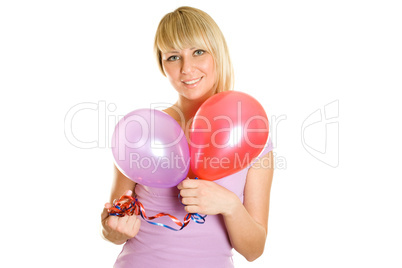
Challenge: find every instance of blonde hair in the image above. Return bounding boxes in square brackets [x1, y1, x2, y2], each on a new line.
[154, 6, 234, 93]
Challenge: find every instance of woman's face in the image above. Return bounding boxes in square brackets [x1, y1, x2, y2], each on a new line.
[161, 47, 216, 101]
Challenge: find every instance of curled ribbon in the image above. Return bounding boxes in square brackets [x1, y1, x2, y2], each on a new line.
[108, 194, 206, 231]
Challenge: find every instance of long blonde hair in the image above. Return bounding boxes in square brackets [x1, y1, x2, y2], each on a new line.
[154, 6, 234, 93]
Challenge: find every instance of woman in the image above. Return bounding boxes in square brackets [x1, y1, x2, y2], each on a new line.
[101, 6, 274, 267]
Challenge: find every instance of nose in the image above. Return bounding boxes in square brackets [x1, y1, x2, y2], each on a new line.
[181, 57, 194, 74]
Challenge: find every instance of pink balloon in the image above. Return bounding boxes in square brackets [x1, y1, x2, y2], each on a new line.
[111, 109, 190, 188]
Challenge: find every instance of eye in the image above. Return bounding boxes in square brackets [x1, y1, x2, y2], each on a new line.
[194, 50, 205, 56]
[167, 55, 180, 61]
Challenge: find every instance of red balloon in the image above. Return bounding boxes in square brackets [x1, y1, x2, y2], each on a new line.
[190, 91, 269, 181]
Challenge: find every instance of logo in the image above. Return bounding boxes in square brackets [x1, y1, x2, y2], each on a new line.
[301, 100, 339, 167]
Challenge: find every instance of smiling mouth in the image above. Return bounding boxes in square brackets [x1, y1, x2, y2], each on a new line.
[182, 77, 202, 85]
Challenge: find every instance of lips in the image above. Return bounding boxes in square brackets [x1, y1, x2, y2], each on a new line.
[182, 77, 202, 85]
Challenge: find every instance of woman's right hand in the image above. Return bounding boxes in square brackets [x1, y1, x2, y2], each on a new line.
[101, 190, 141, 245]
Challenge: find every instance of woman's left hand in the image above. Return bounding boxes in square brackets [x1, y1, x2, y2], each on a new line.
[177, 178, 241, 216]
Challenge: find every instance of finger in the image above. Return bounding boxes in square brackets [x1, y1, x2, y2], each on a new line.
[101, 203, 114, 221]
[177, 178, 188, 190]
[182, 197, 199, 205]
[126, 214, 139, 229]
[123, 214, 132, 225]
[119, 215, 138, 236]
[101, 208, 109, 222]
[184, 205, 199, 214]
[177, 182, 183, 190]
[178, 178, 199, 189]
[180, 188, 198, 197]
[106, 215, 118, 230]
[115, 217, 128, 234]
[126, 215, 141, 237]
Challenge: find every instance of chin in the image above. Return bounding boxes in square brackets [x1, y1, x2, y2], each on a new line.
[180, 85, 215, 101]
[182, 90, 214, 102]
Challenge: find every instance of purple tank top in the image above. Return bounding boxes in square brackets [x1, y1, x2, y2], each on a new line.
[114, 138, 273, 267]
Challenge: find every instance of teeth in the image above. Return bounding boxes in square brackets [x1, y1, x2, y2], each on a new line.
[183, 77, 201, 85]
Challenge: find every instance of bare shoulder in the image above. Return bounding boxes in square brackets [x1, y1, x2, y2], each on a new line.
[163, 106, 182, 122]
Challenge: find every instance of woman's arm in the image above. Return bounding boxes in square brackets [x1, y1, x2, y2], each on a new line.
[178, 151, 274, 261]
[223, 150, 274, 261]
[108, 165, 137, 204]
[100, 165, 140, 245]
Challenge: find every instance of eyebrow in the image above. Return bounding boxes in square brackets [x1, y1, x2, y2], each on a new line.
[165, 47, 196, 54]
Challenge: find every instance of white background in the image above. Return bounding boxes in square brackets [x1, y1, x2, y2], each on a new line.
[1, 0, 401, 267]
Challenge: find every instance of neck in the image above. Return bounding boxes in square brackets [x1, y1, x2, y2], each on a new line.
[175, 93, 214, 122]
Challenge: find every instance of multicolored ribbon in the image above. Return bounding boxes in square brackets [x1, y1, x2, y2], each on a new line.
[108, 194, 206, 231]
